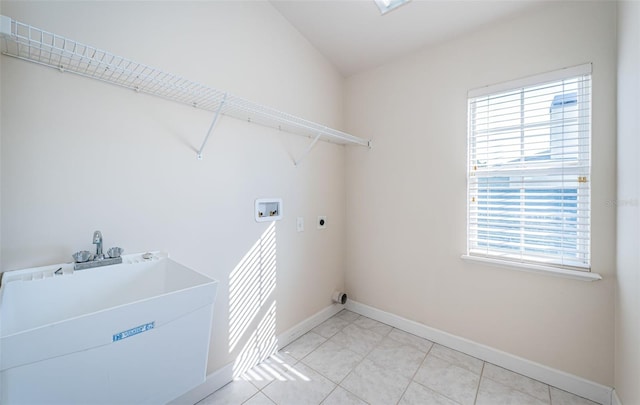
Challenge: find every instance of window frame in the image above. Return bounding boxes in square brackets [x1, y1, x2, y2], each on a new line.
[464, 64, 598, 280]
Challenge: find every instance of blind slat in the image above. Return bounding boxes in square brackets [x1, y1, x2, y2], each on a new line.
[467, 70, 591, 270]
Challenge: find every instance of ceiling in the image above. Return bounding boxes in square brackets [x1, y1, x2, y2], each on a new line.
[270, 0, 546, 77]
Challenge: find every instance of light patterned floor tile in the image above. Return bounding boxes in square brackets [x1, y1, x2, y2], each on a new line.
[353, 315, 393, 335]
[341, 358, 411, 405]
[399, 381, 459, 405]
[301, 340, 364, 383]
[261, 362, 336, 405]
[244, 392, 276, 405]
[201, 316, 602, 405]
[273, 350, 299, 365]
[328, 324, 384, 355]
[387, 328, 434, 353]
[312, 317, 351, 339]
[281, 332, 326, 360]
[365, 336, 426, 378]
[550, 387, 600, 405]
[413, 354, 481, 405]
[197, 379, 258, 405]
[321, 386, 368, 405]
[334, 310, 360, 322]
[483, 363, 550, 402]
[429, 344, 484, 374]
[476, 377, 549, 405]
[240, 352, 298, 390]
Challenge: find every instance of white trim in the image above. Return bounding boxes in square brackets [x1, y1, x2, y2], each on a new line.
[468, 63, 593, 98]
[277, 303, 343, 348]
[167, 362, 234, 405]
[461, 254, 602, 281]
[612, 389, 623, 405]
[168, 303, 343, 404]
[345, 300, 613, 405]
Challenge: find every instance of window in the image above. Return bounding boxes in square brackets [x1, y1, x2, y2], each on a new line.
[373, 0, 411, 15]
[466, 64, 592, 271]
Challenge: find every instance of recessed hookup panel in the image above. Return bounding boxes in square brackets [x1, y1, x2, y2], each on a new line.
[255, 198, 283, 222]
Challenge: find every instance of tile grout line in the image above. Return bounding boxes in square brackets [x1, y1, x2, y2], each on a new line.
[242, 309, 596, 405]
[241, 390, 264, 405]
[394, 342, 432, 405]
[341, 312, 472, 405]
[255, 310, 448, 405]
[473, 361, 486, 405]
[267, 311, 469, 405]
[303, 315, 362, 384]
[297, 311, 376, 404]
[409, 344, 470, 405]
[318, 385, 339, 405]
[333, 313, 385, 403]
[332, 312, 411, 404]
[253, 345, 303, 404]
[299, 337, 359, 389]
[481, 363, 554, 404]
[260, 388, 278, 405]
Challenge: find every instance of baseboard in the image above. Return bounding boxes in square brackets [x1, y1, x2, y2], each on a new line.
[277, 303, 343, 348]
[169, 300, 612, 405]
[168, 362, 234, 405]
[612, 389, 623, 405]
[168, 303, 343, 404]
[346, 300, 613, 405]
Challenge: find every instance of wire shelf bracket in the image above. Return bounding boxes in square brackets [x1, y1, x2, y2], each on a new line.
[197, 93, 227, 160]
[293, 132, 323, 167]
[0, 15, 371, 161]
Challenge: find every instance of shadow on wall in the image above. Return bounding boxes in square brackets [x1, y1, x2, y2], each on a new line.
[229, 222, 278, 377]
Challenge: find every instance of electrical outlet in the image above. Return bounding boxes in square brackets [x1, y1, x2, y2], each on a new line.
[297, 217, 304, 232]
[317, 216, 327, 229]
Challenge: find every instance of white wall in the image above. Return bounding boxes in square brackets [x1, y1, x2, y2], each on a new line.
[615, 1, 640, 403]
[345, 1, 616, 386]
[0, 1, 347, 375]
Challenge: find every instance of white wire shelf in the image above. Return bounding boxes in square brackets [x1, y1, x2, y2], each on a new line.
[0, 15, 371, 159]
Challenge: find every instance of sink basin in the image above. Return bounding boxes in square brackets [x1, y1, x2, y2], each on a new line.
[0, 252, 218, 404]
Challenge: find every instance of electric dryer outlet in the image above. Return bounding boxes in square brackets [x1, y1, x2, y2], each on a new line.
[317, 216, 327, 229]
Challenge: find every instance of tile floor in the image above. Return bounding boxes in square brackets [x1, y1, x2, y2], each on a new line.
[198, 310, 600, 405]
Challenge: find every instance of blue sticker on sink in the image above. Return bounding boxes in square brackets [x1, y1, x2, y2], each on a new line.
[112, 322, 155, 342]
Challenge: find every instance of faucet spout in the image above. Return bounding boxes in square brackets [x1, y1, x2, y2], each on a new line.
[93, 230, 103, 256]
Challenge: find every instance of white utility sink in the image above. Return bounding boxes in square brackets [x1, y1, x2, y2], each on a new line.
[0, 252, 218, 404]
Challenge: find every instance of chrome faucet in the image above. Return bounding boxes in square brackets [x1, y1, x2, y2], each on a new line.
[73, 230, 123, 270]
[93, 230, 103, 258]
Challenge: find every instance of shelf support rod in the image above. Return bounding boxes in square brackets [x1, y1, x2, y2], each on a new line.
[197, 93, 227, 160]
[293, 133, 322, 167]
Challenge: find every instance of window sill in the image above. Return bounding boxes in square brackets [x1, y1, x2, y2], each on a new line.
[460, 255, 602, 281]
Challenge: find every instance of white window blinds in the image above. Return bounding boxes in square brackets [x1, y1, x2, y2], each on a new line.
[467, 64, 592, 271]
